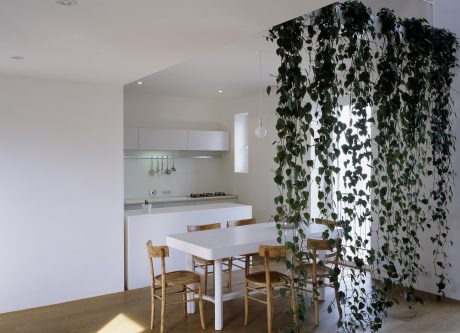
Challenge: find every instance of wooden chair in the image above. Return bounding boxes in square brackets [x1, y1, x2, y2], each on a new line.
[298, 238, 343, 326]
[146, 241, 205, 333]
[314, 218, 340, 228]
[226, 218, 256, 228]
[244, 244, 295, 333]
[187, 223, 232, 292]
[226, 218, 258, 272]
[313, 217, 343, 269]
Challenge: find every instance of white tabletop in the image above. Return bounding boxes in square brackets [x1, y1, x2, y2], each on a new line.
[166, 222, 339, 260]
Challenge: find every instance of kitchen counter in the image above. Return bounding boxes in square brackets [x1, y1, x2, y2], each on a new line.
[124, 195, 239, 210]
[125, 202, 244, 216]
[124, 202, 252, 289]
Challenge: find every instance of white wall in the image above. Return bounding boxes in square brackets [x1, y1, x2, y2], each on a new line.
[219, 93, 279, 222]
[433, 0, 460, 301]
[0, 75, 124, 313]
[124, 91, 231, 199]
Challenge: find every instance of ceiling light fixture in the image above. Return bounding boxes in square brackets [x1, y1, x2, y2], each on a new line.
[218, 89, 223, 93]
[10, 56, 24, 60]
[137, 81, 143, 85]
[56, 0, 78, 7]
[255, 50, 267, 138]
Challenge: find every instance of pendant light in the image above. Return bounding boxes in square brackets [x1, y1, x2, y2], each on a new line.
[255, 49, 267, 138]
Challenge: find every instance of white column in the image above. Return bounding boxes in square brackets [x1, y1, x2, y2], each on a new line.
[186, 253, 196, 314]
[214, 259, 223, 330]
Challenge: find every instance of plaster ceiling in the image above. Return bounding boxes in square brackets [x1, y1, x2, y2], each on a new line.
[125, 0, 433, 99]
[124, 32, 280, 99]
[0, 0, 334, 85]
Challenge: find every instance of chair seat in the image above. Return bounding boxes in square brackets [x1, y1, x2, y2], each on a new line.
[246, 271, 290, 287]
[154, 270, 201, 286]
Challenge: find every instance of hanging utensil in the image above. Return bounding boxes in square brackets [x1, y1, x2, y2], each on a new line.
[171, 157, 176, 172]
[165, 156, 171, 175]
[155, 157, 160, 174]
[161, 156, 164, 174]
[148, 157, 156, 176]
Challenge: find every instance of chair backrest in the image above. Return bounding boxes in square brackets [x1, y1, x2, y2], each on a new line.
[187, 222, 221, 232]
[307, 238, 342, 267]
[227, 218, 256, 228]
[259, 244, 286, 258]
[314, 218, 340, 227]
[258, 244, 287, 286]
[146, 240, 169, 287]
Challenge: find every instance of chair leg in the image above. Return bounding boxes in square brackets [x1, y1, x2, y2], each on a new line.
[197, 281, 206, 329]
[182, 286, 187, 318]
[271, 289, 274, 319]
[290, 281, 297, 327]
[335, 286, 343, 320]
[313, 291, 319, 326]
[204, 263, 208, 294]
[150, 289, 155, 330]
[227, 258, 232, 291]
[267, 288, 273, 333]
[244, 281, 249, 326]
[245, 255, 250, 276]
[160, 287, 166, 333]
[212, 267, 215, 290]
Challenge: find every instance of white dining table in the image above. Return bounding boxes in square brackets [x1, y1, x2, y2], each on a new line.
[166, 222, 340, 330]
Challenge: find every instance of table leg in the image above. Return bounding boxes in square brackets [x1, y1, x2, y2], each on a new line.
[214, 259, 223, 330]
[186, 253, 196, 314]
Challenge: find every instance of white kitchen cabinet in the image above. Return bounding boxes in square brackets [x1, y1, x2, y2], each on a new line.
[138, 128, 188, 151]
[187, 130, 229, 151]
[124, 128, 139, 150]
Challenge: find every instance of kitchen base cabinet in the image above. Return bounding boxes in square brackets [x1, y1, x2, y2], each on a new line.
[124, 203, 252, 290]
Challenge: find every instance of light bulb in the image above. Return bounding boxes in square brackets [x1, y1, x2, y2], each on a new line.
[255, 117, 267, 138]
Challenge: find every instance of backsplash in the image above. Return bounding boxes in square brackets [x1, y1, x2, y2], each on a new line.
[124, 156, 230, 200]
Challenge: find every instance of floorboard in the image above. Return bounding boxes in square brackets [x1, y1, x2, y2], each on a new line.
[1, 268, 459, 333]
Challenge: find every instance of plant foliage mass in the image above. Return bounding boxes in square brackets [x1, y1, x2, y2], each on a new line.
[267, 1, 457, 331]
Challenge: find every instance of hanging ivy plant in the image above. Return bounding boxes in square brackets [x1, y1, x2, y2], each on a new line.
[267, 1, 457, 332]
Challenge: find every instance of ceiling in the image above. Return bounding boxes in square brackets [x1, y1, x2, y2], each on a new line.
[0, 0, 334, 85]
[125, 0, 433, 100]
[124, 32, 280, 99]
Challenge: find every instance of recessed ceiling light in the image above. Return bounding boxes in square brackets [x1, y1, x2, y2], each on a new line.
[218, 90, 223, 93]
[137, 81, 143, 85]
[56, 0, 78, 7]
[10, 56, 24, 60]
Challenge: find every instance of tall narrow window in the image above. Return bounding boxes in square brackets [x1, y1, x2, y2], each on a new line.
[234, 113, 248, 173]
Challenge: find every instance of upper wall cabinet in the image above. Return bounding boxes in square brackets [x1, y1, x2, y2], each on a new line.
[124, 128, 139, 150]
[188, 130, 229, 151]
[138, 128, 188, 150]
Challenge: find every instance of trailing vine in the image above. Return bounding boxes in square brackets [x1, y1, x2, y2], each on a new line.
[267, 1, 457, 332]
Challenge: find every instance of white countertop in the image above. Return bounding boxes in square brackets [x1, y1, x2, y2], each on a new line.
[124, 195, 238, 205]
[124, 202, 250, 217]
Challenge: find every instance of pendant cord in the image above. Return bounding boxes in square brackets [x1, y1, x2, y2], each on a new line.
[258, 49, 263, 124]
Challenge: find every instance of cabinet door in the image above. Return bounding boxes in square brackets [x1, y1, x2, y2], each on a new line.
[124, 128, 139, 150]
[138, 128, 188, 150]
[187, 130, 229, 151]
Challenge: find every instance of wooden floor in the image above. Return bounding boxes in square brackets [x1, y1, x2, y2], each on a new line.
[1, 268, 460, 333]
